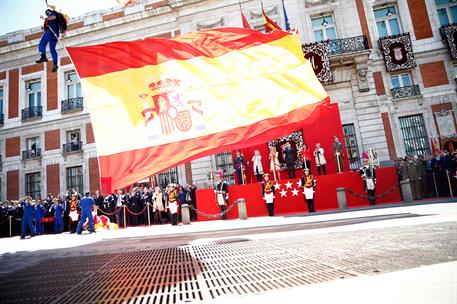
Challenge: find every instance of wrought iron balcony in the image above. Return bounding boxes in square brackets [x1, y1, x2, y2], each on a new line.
[61, 97, 83, 114]
[328, 35, 369, 56]
[0, 113, 4, 126]
[62, 141, 83, 154]
[21, 106, 42, 121]
[22, 148, 42, 160]
[439, 23, 457, 60]
[391, 85, 421, 99]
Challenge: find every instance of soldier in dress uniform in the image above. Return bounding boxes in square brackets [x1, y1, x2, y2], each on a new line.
[404, 155, 421, 200]
[20, 197, 36, 239]
[167, 184, 179, 225]
[233, 150, 245, 185]
[261, 173, 276, 216]
[359, 158, 377, 205]
[299, 168, 316, 212]
[214, 174, 229, 219]
[113, 190, 126, 227]
[332, 136, 345, 173]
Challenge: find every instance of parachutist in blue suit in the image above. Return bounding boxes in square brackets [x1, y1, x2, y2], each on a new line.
[20, 197, 36, 239]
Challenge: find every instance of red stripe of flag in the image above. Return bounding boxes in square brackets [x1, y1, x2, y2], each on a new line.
[67, 28, 290, 78]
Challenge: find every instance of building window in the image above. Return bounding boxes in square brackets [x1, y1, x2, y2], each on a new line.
[26, 137, 40, 152]
[342, 124, 361, 171]
[391, 73, 412, 88]
[311, 15, 337, 41]
[374, 6, 401, 37]
[26, 172, 41, 199]
[436, 0, 457, 26]
[66, 72, 82, 99]
[0, 88, 4, 123]
[215, 151, 235, 185]
[26, 81, 41, 108]
[66, 166, 83, 194]
[399, 114, 430, 156]
[158, 167, 179, 189]
[63, 130, 82, 153]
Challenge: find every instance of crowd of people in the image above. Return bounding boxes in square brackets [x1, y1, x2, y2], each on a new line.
[0, 183, 197, 239]
[394, 150, 457, 200]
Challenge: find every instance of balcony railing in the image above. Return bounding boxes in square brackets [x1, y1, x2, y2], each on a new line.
[391, 85, 421, 99]
[62, 141, 83, 154]
[439, 23, 457, 60]
[328, 35, 369, 56]
[22, 148, 42, 160]
[21, 106, 42, 121]
[0, 113, 4, 125]
[61, 97, 83, 114]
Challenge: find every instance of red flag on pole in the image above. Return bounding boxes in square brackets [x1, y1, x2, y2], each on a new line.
[241, 12, 251, 29]
[262, 8, 282, 32]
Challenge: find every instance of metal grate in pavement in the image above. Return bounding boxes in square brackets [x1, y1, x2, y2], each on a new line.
[0, 222, 456, 304]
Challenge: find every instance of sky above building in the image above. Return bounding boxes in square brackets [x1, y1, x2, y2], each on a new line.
[0, 0, 121, 36]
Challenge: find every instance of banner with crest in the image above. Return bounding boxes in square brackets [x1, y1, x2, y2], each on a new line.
[68, 28, 329, 193]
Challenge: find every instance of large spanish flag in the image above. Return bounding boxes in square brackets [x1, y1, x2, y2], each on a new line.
[67, 28, 328, 193]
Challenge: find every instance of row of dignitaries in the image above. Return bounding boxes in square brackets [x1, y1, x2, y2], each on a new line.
[100, 183, 197, 227]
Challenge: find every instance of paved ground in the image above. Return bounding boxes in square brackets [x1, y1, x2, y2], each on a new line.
[0, 201, 456, 304]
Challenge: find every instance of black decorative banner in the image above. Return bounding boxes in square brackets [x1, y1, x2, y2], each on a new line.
[267, 130, 304, 170]
[378, 32, 416, 72]
[302, 41, 333, 84]
[441, 23, 457, 60]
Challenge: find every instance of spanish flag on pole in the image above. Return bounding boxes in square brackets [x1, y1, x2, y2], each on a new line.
[67, 28, 328, 193]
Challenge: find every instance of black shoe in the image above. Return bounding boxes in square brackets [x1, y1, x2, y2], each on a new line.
[51, 65, 58, 72]
[20, 237, 25, 240]
[35, 54, 48, 63]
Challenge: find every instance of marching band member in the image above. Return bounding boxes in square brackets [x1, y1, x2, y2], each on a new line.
[214, 174, 229, 219]
[300, 168, 316, 213]
[167, 184, 179, 225]
[313, 143, 327, 176]
[251, 149, 264, 182]
[261, 173, 276, 216]
[269, 146, 281, 180]
[233, 150, 245, 185]
[359, 158, 377, 205]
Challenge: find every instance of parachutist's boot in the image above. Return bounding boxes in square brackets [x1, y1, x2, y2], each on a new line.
[35, 53, 48, 63]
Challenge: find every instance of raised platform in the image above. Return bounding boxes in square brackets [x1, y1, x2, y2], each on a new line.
[195, 167, 401, 220]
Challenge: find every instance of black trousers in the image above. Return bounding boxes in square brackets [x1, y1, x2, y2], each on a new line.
[116, 207, 124, 227]
[171, 213, 178, 225]
[286, 162, 296, 178]
[317, 164, 327, 175]
[266, 203, 274, 216]
[367, 189, 376, 205]
[235, 168, 243, 184]
[305, 198, 315, 212]
[255, 166, 262, 182]
[219, 205, 227, 220]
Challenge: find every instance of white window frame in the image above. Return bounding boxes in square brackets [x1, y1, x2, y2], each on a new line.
[374, 6, 402, 37]
[311, 14, 337, 41]
[26, 80, 41, 108]
[390, 73, 413, 89]
[26, 137, 40, 150]
[65, 71, 81, 99]
[436, 0, 457, 26]
[66, 129, 81, 144]
[0, 87, 3, 116]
